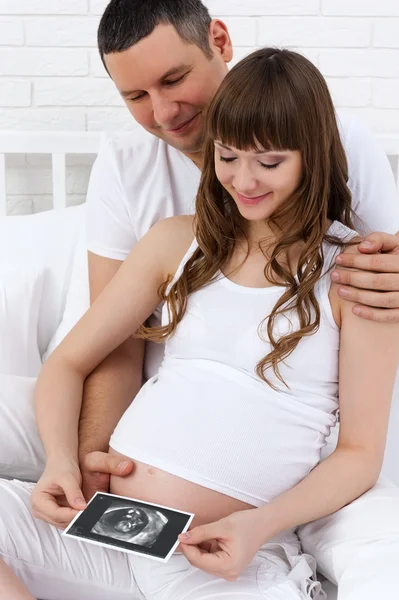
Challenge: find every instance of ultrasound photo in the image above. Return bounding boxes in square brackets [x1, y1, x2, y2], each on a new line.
[63, 492, 194, 562]
[91, 502, 168, 547]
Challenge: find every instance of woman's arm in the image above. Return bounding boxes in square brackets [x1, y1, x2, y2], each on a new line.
[35, 216, 194, 465]
[256, 264, 399, 536]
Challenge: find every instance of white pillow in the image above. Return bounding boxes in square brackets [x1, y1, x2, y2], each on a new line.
[0, 205, 86, 358]
[42, 223, 90, 360]
[0, 374, 45, 482]
[0, 266, 44, 377]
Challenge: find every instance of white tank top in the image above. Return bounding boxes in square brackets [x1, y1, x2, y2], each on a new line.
[110, 221, 357, 507]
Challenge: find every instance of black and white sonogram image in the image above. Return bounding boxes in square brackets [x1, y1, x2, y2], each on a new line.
[63, 492, 194, 562]
[91, 502, 168, 547]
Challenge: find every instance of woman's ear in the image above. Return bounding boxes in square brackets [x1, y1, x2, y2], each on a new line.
[209, 19, 233, 64]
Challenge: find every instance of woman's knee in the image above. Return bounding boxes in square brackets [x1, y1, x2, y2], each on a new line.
[0, 479, 39, 564]
[0, 478, 139, 599]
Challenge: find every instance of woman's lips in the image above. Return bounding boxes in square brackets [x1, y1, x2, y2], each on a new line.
[237, 192, 272, 206]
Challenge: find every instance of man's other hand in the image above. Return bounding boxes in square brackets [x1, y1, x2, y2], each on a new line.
[80, 451, 134, 502]
[331, 231, 399, 322]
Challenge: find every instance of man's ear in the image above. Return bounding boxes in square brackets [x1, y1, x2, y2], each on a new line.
[209, 19, 233, 64]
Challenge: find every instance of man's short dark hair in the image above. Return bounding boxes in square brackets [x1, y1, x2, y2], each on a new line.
[98, 0, 213, 68]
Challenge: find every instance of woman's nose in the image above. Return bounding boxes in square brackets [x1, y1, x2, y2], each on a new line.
[233, 166, 258, 194]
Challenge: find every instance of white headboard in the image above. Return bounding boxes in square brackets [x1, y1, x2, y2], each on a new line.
[0, 132, 101, 217]
[0, 131, 398, 217]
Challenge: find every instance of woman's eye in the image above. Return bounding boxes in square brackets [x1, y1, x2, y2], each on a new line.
[219, 156, 236, 163]
[259, 162, 281, 170]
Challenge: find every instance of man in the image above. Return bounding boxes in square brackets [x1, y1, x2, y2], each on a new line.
[1, 1, 399, 599]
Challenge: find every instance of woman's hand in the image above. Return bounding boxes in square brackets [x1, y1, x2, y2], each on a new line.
[30, 457, 87, 530]
[178, 508, 268, 581]
[331, 231, 399, 321]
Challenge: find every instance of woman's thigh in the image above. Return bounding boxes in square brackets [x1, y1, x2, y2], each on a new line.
[0, 478, 143, 600]
[133, 537, 324, 600]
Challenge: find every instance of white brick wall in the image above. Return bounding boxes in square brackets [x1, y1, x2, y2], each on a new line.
[0, 0, 398, 213]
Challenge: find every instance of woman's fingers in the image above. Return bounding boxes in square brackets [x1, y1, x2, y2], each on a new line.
[31, 491, 79, 529]
[31, 469, 86, 528]
[62, 478, 87, 511]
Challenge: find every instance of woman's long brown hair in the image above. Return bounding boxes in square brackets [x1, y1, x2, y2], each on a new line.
[137, 48, 354, 388]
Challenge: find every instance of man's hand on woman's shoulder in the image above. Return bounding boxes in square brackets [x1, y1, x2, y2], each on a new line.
[331, 231, 399, 323]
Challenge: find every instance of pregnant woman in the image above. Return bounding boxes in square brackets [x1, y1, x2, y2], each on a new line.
[1, 48, 399, 600]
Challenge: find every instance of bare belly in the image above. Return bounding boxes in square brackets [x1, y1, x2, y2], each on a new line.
[109, 449, 254, 528]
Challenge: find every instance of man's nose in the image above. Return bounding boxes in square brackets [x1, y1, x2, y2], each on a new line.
[152, 95, 180, 127]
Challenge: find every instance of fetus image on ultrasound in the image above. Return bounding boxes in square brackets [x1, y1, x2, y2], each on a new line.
[64, 492, 194, 561]
[91, 502, 168, 547]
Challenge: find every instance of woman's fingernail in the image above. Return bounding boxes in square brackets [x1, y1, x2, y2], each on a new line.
[335, 256, 343, 264]
[118, 461, 131, 471]
[75, 498, 86, 508]
[338, 287, 349, 297]
[353, 307, 362, 315]
[179, 533, 190, 541]
[360, 241, 372, 249]
[331, 271, 340, 282]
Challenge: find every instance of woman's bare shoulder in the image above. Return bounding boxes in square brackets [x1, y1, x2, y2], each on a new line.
[153, 215, 194, 246]
[328, 234, 362, 328]
[341, 235, 362, 255]
[149, 215, 196, 272]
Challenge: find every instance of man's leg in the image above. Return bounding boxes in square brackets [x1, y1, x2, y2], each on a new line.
[297, 477, 399, 599]
[0, 478, 144, 600]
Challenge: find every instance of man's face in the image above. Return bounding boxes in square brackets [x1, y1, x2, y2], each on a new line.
[104, 23, 231, 159]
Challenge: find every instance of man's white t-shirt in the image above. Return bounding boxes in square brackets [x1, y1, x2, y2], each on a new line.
[86, 110, 399, 378]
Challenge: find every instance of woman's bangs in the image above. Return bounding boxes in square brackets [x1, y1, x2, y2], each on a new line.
[208, 73, 303, 154]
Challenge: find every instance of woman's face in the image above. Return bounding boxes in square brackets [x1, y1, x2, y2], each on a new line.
[214, 141, 303, 223]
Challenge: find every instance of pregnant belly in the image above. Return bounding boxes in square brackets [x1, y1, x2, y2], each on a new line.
[109, 448, 254, 528]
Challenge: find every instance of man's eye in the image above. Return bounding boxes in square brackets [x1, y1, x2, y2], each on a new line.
[165, 74, 186, 86]
[219, 156, 236, 163]
[128, 93, 146, 102]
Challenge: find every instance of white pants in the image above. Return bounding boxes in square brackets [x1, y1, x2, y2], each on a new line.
[0, 480, 323, 600]
[1, 478, 399, 600]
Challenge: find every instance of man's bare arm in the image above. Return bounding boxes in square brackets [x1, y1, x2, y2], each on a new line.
[78, 251, 143, 498]
[78, 336, 144, 455]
